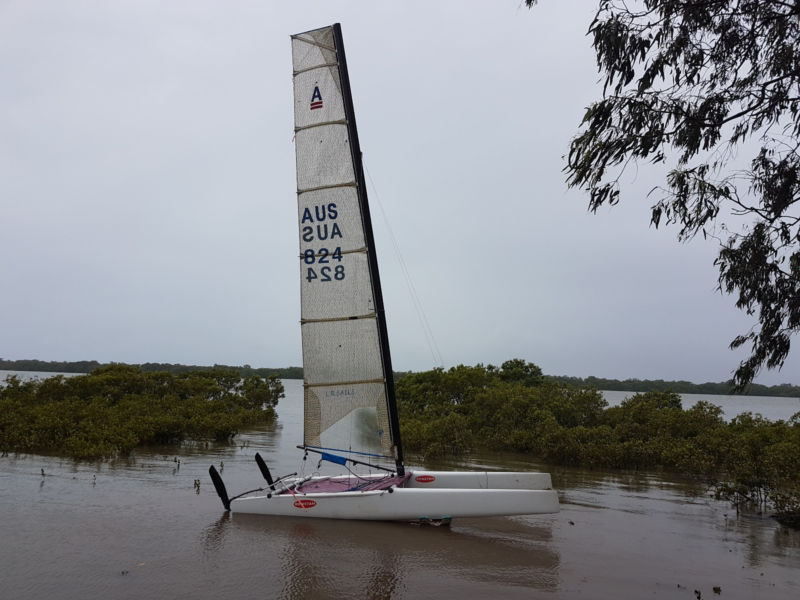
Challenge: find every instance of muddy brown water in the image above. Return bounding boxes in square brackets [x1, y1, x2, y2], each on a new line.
[1, 379, 798, 599]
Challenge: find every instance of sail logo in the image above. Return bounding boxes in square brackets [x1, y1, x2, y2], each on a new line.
[310, 86, 323, 110]
[325, 388, 355, 397]
[294, 499, 317, 509]
[415, 475, 436, 483]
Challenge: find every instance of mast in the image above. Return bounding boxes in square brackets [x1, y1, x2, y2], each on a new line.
[332, 24, 404, 475]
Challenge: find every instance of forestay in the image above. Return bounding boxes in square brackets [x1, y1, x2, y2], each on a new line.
[291, 26, 398, 466]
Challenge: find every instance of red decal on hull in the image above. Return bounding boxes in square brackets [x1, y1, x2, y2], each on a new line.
[415, 475, 436, 483]
[294, 499, 317, 509]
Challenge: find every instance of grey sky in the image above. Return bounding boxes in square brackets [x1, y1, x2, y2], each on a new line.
[2, 1, 798, 386]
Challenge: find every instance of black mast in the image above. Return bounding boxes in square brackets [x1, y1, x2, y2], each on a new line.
[332, 23, 404, 476]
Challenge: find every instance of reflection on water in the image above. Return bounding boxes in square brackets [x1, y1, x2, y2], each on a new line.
[227, 513, 559, 597]
[1, 378, 798, 599]
[200, 514, 231, 556]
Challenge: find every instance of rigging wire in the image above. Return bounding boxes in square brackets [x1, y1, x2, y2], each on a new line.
[344, 462, 378, 482]
[363, 159, 444, 368]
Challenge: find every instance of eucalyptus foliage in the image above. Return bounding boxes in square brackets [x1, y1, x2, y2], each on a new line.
[527, 0, 800, 388]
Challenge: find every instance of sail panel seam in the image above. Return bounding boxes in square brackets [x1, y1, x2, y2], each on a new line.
[298, 247, 366, 259]
[304, 377, 384, 388]
[293, 63, 339, 76]
[300, 312, 376, 324]
[297, 182, 357, 194]
[290, 36, 337, 53]
[295, 120, 348, 132]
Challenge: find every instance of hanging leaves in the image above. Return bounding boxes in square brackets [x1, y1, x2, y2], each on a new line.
[528, 0, 800, 388]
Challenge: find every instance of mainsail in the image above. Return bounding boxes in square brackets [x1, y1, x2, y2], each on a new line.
[291, 24, 403, 473]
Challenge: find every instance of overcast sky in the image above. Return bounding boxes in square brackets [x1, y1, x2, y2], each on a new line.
[1, 1, 798, 386]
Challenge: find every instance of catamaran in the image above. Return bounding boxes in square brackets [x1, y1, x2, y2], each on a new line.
[209, 23, 559, 522]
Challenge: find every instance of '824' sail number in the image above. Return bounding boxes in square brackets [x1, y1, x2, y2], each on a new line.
[304, 246, 345, 282]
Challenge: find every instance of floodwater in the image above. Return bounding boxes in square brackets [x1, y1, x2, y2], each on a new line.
[602, 389, 800, 422]
[1, 379, 799, 599]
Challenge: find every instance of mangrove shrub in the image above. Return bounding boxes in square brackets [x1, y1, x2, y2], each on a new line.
[398, 362, 800, 522]
[0, 365, 283, 459]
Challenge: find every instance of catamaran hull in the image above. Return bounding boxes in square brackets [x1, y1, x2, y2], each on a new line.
[230, 471, 559, 521]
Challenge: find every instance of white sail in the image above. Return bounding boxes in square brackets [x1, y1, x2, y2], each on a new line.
[291, 26, 395, 461]
[207, 25, 559, 521]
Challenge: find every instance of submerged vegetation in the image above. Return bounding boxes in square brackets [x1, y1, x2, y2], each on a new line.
[398, 360, 800, 524]
[0, 365, 282, 460]
[3, 358, 798, 522]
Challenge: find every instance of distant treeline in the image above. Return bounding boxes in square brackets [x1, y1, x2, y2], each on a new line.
[546, 375, 800, 398]
[2, 359, 799, 398]
[0, 359, 302, 380]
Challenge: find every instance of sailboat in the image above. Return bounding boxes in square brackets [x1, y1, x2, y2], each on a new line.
[208, 24, 559, 522]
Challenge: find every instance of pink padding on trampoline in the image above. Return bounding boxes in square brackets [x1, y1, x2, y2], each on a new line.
[358, 473, 410, 491]
[289, 473, 410, 494]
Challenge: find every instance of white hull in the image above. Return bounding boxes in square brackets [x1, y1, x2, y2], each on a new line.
[230, 470, 559, 521]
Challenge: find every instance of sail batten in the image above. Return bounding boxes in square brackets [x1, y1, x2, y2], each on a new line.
[292, 24, 403, 470]
[297, 184, 356, 195]
[293, 63, 339, 76]
[289, 36, 336, 52]
[295, 119, 348, 133]
[301, 313, 375, 325]
[304, 378, 385, 389]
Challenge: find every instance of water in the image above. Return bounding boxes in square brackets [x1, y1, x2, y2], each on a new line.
[0, 369, 83, 382]
[1, 378, 799, 598]
[601, 390, 800, 422]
